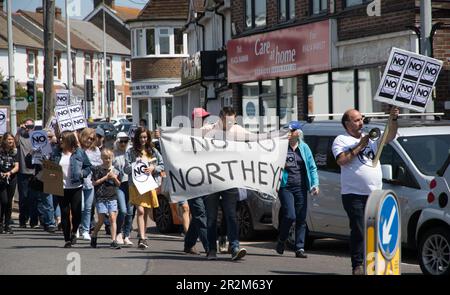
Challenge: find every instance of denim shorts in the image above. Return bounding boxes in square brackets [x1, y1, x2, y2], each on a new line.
[96, 200, 118, 214]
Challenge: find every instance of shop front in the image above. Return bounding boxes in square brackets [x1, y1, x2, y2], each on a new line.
[227, 20, 331, 131]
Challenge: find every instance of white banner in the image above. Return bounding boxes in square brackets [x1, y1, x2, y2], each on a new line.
[132, 161, 159, 195]
[56, 89, 69, 107]
[159, 127, 288, 202]
[55, 104, 87, 132]
[374, 47, 443, 112]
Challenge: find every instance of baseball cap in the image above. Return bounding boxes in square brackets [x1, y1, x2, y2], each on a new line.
[192, 108, 210, 120]
[287, 121, 303, 131]
[117, 132, 129, 139]
[95, 127, 105, 137]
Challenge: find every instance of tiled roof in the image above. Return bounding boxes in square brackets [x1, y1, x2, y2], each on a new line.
[0, 12, 42, 50]
[112, 5, 140, 21]
[18, 10, 98, 52]
[137, 0, 189, 20]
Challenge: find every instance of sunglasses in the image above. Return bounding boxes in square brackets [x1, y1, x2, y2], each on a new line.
[87, 137, 95, 141]
[119, 140, 129, 144]
[25, 125, 35, 129]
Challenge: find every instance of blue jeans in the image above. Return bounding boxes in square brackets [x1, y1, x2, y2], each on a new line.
[116, 182, 130, 235]
[184, 196, 209, 252]
[205, 188, 239, 252]
[278, 186, 308, 251]
[53, 196, 61, 219]
[36, 192, 55, 227]
[17, 173, 38, 226]
[342, 194, 369, 268]
[81, 188, 95, 233]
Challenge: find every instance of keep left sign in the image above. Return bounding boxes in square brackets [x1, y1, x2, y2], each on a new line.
[374, 48, 443, 112]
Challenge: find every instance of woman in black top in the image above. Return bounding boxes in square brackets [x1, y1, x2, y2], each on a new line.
[0, 132, 19, 234]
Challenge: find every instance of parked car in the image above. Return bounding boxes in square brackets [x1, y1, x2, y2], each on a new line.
[116, 122, 134, 134]
[416, 154, 450, 275]
[87, 121, 118, 146]
[272, 119, 450, 252]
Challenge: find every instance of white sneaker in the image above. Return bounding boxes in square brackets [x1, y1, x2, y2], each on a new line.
[124, 237, 134, 246]
[75, 229, 80, 239]
[116, 233, 124, 245]
[82, 232, 91, 241]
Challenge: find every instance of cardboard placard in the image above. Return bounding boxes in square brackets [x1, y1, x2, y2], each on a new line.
[374, 48, 443, 112]
[132, 161, 158, 195]
[56, 89, 69, 107]
[41, 160, 64, 196]
[55, 104, 87, 132]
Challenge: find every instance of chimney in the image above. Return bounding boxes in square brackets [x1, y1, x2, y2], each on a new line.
[93, 0, 115, 8]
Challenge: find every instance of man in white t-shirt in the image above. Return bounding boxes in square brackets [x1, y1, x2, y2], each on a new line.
[332, 107, 399, 275]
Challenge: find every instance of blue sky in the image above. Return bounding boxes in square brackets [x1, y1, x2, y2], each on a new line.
[9, 0, 146, 19]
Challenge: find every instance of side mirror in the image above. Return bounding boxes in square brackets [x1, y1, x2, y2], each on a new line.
[381, 164, 393, 180]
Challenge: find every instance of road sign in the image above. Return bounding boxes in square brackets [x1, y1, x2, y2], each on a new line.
[365, 190, 401, 275]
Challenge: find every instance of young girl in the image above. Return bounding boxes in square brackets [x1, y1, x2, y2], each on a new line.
[90, 148, 121, 249]
[125, 127, 164, 249]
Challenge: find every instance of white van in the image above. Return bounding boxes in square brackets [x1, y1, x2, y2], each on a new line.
[273, 119, 450, 252]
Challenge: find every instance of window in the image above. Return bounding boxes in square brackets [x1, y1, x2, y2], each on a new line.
[307, 136, 340, 173]
[146, 28, 155, 55]
[126, 96, 132, 114]
[279, 77, 297, 126]
[174, 28, 184, 54]
[53, 55, 60, 79]
[245, 0, 266, 29]
[311, 0, 327, 15]
[279, 0, 295, 22]
[358, 67, 382, 113]
[307, 73, 329, 119]
[27, 52, 36, 78]
[345, 0, 370, 8]
[125, 59, 131, 81]
[85, 54, 92, 78]
[380, 144, 420, 189]
[332, 70, 354, 115]
[106, 56, 111, 79]
[134, 27, 185, 57]
[158, 28, 170, 55]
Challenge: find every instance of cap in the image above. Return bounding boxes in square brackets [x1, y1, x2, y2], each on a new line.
[192, 108, 210, 120]
[287, 121, 303, 131]
[95, 127, 105, 137]
[117, 132, 129, 139]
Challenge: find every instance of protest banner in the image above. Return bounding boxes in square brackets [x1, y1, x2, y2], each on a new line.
[30, 130, 52, 164]
[374, 48, 443, 112]
[159, 127, 288, 202]
[56, 89, 69, 107]
[41, 160, 64, 196]
[0, 106, 9, 135]
[131, 161, 159, 195]
[55, 103, 87, 132]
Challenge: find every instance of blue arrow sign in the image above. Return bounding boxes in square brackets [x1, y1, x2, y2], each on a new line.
[378, 194, 399, 259]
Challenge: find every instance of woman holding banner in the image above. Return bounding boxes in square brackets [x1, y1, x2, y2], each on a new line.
[276, 121, 319, 259]
[51, 131, 92, 248]
[79, 128, 102, 241]
[125, 127, 164, 249]
[0, 132, 19, 234]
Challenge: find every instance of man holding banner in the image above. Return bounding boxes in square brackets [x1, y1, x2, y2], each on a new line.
[332, 107, 399, 275]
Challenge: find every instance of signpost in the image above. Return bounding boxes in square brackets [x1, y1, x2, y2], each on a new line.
[365, 190, 401, 275]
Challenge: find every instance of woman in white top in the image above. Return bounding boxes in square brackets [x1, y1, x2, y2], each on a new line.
[51, 131, 92, 248]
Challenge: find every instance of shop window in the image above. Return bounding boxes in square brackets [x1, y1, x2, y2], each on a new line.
[358, 67, 383, 114]
[261, 80, 277, 132]
[245, 0, 266, 30]
[242, 82, 260, 132]
[332, 70, 354, 116]
[279, 77, 297, 127]
[307, 73, 329, 119]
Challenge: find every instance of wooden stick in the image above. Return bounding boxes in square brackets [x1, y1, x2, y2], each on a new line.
[372, 115, 392, 168]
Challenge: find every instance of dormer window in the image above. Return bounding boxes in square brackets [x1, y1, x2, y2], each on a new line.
[133, 27, 187, 57]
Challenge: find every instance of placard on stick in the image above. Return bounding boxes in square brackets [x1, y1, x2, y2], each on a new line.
[374, 48, 443, 112]
[55, 104, 87, 132]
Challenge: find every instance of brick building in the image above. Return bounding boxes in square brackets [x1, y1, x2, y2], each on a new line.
[228, 0, 450, 130]
[127, 0, 189, 130]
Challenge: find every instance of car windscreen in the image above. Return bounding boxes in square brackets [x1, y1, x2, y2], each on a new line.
[398, 134, 450, 176]
[120, 124, 131, 132]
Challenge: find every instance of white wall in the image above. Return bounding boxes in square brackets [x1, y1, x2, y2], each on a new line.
[0, 50, 9, 79]
[75, 51, 84, 85]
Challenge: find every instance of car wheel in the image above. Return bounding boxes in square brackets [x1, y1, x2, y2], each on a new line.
[153, 195, 176, 233]
[237, 202, 255, 240]
[418, 226, 450, 275]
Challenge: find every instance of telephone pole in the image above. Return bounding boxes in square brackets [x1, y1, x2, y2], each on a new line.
[43, 0, 55, 127]
[7, 0, 16, 134]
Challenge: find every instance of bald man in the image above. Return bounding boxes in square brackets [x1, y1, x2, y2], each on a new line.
[332, 107, 399, 275]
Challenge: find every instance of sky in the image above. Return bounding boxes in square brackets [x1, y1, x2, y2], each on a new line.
[9, 0, 146, 19]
